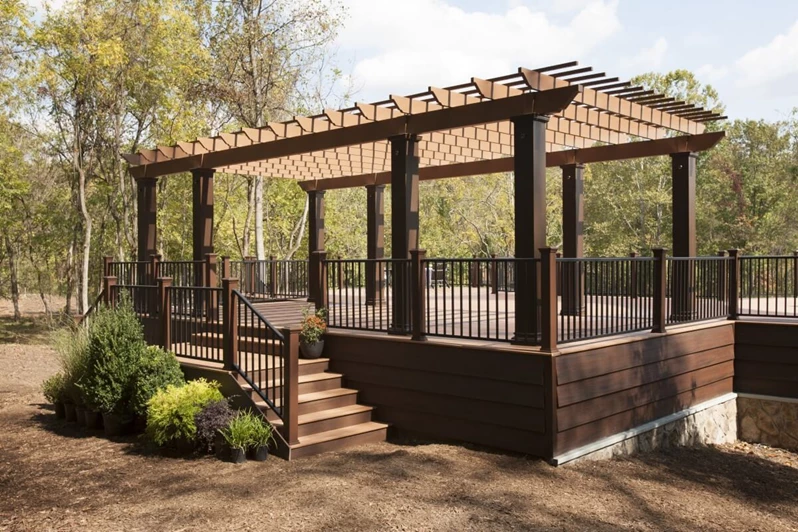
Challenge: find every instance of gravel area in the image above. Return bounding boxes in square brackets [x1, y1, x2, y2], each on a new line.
[1, 308, 797, 531]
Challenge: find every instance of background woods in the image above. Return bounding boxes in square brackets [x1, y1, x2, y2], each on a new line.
[1, 1, 797, 319]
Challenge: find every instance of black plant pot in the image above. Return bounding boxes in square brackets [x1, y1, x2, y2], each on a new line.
[74, 406, 87, 427]
[250, 445, 269, 462]
[133, 414, 147, 434]
[300, 339, 325, 359]
[54, 402, 65, 419]
[84, 409, 103, 430]
[64, 403, 77, 422]
[102, 412, 131, 437]
[215, 434, 229, 461]
[229, 447, 247, 464]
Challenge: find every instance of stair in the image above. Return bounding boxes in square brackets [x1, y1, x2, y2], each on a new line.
[186, 330, 388, 458]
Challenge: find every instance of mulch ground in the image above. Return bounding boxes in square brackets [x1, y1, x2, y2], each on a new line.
[1, 313, 797, 531]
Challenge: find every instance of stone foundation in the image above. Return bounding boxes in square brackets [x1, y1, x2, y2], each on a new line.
[554, 393, 738, 465]
[737, 394, 798, 452]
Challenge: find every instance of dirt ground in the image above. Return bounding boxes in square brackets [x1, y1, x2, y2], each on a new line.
[1, 304, 797, 531]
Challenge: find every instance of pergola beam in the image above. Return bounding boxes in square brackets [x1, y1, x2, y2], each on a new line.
[298, 132, 725, 191]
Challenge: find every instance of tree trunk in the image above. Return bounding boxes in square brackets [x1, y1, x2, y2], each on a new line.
[285, 196, 309, 259]
[78, 168, 92, 314]
[243, 176, 254, 257]
[4, 234, 21, 321]
[255, 175, 265, 259]
[64, 234, 75, 315]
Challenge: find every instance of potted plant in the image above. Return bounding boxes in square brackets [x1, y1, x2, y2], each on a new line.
[42, 373, 67, 418]
[53, 327, 90, 423]
[194, 398, 234, 455]
[299, 307, 327, 359]
[221, 411, 255, 464]
[248, 415, 275, 462]
[146, 379, 224, 452]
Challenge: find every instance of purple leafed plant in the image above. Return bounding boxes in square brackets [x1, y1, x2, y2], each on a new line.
[194, 398, 234, 453]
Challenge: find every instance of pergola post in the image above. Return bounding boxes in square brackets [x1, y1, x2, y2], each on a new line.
[192, 168, 215, 287]
[307, 190, 326, 303]
[389, 134, 420, 335]
[136, 177, 158, 264]
[561, 163, 585, 316]
[671, 152, 697, 321]
[512, 115, 548, 344]
[365, 184, 385, 305]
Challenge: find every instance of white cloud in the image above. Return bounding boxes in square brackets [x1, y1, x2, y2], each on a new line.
[696, 63, 729, 84]
[337, 0, 621, 100]
[736, 20, 798, 88]
[621, 37, 667, 70]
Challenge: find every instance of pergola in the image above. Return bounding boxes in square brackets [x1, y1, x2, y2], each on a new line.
[123, 60, 725, 341]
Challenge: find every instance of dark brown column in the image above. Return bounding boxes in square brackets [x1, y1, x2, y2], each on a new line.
[307, 190, 326, 303]
[512, 114, 548, 344]
[366, 184, 385, 305]
[137, 177, 157, 262]
[671, 152, 696, 320]
[192, 168, 214, 287]
[389, 134, 420, 334]
[561, 163, 584, 316]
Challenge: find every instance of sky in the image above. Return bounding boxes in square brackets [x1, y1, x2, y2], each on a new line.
[333, 0, 798, 122]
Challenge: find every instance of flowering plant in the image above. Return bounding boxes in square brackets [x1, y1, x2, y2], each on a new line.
[300, 307, 327, 344]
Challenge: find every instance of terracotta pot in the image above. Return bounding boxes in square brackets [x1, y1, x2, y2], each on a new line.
[64, 403, 77, 422]
[84, 409, 103, 430]
[102, 412, 131, 437]
[228, 447, 247, 464]
[249, 445, 269, 462]
[74, 406, 87, 427]
[300, 339, 325, 359]
[54, 402, 66, 419]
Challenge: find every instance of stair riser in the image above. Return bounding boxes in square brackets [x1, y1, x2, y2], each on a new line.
[291, 427, 388, 459]
[238, 359, 330, 382]
[299, 393, 358, 416]
[191, 334, 281, 355]
[244, 376, 342, 402]
[298, 410, 374, 438]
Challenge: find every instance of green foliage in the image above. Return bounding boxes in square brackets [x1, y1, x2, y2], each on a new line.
[79, 300, 146, 414]
[221, 410, 274, 451]
[53, 326, 90, 405]
[41, 372, 67, 404]
[130, 346, 185, 417]
[145, 379, 223, 446]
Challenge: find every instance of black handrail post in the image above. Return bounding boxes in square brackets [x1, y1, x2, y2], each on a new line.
[411, 249, 427, 341]
[222, 278, 239, 371]
[717, 251, 728, 301]
[652, 248, 667, 333]
[158, 277, 172, 349]
[269, 255, 277, 298]
[793, 250, 798, 299]
[314, 251, 328, 311]
[629, 252, 638, 299]
[540, 247, 558, 352]
[728, 249, 739, 320]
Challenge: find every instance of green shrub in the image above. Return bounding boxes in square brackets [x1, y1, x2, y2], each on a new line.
[41, 373, 67, 404]
[53, 326, 90, 405]
[79, 300, 147, 414]
[221, 410, 274, 451]
[130, 346, 185, 417]
[146, 379, 224, 446]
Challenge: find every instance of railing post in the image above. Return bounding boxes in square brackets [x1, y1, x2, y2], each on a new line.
[793, 250, 798, 299]
[411, 249, 427, 341]
[728, 249, 739, 320]
[222, 278, 239, 371]
[539, 248, 558, 352]
[103, 255, 113, 278]
[206, 253, 218, 320]
[629, 252, 638, 299]
[103, 276, 118, 308]
[280, 326, 300, 446]
[221, 256, 231, 280]
[158, 277, 172, 349]
[314, 251, 328, 311]
[269, 255, 278, 297]
[490, 254, 498, 294]
[717, 251, 728, 301]
[149, 254, 160, 285]
[337, 255, 344, 289]
[555, 252, 562, 297]
[244, 256, 255, 295]
[652, 248, 667, 333]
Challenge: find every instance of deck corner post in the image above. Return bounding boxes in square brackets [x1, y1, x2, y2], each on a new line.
[280, 326, 301, 446]
[314, 251, 328, 311]
[269, 255, 277, 297]
[103, 256, 113, 278]
[222, 278, 239, 371]
[244, 256, 255, 295]
[652, 248, 667, 333]
[103, 276, 117, 308]
[158, 277, 172, 349]
[539, 247, 558, 353]
[728, 249, 739, 320]
[148, 254, 161, 285]
[410, 249, 427, 342]
[221, 256, 231, 280]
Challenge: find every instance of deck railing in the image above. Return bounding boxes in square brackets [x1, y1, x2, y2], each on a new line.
[168, 286, 224, 362]
[157, 260, 205, 288]
[238, 259, 308, 299]
[323, 258, 410, 333]
[739, 255, 798, 318]
[666, 256, 731, 325]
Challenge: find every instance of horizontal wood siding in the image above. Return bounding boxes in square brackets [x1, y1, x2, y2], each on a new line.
[324, 334, 550, 456]
[554, 323, 735, 455]
[735, 322, 798, 398]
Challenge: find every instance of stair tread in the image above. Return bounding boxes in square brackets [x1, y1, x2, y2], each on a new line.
[298, 404, 373, 424]
[294, 421, 388, 448]
[253, 387, 358, 411]
[241, 372, 343, 390]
